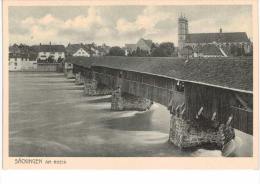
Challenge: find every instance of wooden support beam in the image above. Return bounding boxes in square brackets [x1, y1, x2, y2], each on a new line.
[171, 102, 175, 114]
[211, 112, 217, 121]
[175, 105, 180, 117]
[181, 108, 185, 114]
[226, 115, 233, 126]
[235, 94, 252, 111]
[181, 102, 185, 110]
[168, 98, 174, 108]
[196, 107, 203, 119]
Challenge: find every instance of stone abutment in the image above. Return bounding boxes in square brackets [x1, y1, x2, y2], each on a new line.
[83, 76, 112, 96]
[111, 87, 153, 111]
[169, 113, 235, 150]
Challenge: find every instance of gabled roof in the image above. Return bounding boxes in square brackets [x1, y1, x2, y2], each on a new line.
[9, 44, 20, 54]
[66, 56, 253, 93]
[198, 44, 224, 56]
[138, 38, 153, 48]
[186, 32, 250, 43]
[66, 44, 90, 55]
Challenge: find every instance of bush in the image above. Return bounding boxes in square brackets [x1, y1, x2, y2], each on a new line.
[108, 46, 125, 56]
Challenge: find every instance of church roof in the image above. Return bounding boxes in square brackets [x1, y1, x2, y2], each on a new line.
[186, 32, 250, 43]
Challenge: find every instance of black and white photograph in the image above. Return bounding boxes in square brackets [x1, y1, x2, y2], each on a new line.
[7, 4, 254, 159]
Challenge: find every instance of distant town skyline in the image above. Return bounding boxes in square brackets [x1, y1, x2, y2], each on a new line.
[9, 5, 252, 46]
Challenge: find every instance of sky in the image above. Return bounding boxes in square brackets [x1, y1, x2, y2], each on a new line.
[9, 5, 252, 46]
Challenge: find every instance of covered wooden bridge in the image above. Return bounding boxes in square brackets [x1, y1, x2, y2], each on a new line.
[65, 56, 253, 149]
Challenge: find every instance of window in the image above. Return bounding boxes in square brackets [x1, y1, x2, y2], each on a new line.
[176, 80, 184, 92]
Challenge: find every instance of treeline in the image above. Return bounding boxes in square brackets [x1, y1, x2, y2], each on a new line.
[108, 42, 177, 57]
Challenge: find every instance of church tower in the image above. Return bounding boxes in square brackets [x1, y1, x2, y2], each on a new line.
[178, 14, 188, 50]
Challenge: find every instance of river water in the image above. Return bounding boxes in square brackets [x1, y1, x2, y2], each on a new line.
[9, 72, 253, 157]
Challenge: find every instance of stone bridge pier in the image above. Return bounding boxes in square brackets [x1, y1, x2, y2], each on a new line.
[64, 63, 75, 79]
[110, 74, 153, 111]
[111, 87, 153, 111]
[168, 103, 235, 150]
[74, 72, 84, 85]
[82, 72, 112, 96]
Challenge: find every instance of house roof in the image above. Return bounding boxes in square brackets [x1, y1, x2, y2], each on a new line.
[66, 56, 253, 93]
[9, 53, 38, 60]
[139, 38, 153, 48]
[66, 44, 89, 55]
[32, 44, 66, 52]
[199, 44, 224, 56]
[186, 32, 250, 43]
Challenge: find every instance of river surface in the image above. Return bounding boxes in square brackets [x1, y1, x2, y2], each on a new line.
[9, 72, 253, 157]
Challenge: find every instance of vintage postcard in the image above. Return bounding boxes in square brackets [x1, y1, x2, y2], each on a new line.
[2, 0, 259, 169]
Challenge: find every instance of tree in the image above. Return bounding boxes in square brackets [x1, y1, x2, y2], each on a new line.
[151, 42, 175, 57]
[130, 47, 149, 57]
[108, 46, 125, 56]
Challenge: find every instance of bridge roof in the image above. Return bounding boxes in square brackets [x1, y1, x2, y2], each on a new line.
[65, 56, 94, 68]
[66, 56, 253, 93]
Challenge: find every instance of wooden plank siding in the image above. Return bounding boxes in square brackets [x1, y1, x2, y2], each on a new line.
[231, 107, 253, 135]
[185, 83, 253, 135]
[73, 65, 92, 79]
[92, 68, 185, 107]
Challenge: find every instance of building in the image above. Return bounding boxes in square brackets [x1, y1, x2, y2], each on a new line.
[9, 53, 37, 71]
[178, 15, 252, 57]
[34, 43, 66, 62]
[66, 43, 91, 57]
[125, 38, 154, 55]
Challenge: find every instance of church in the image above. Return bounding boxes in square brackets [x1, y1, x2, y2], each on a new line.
[178, 15, 252, 57]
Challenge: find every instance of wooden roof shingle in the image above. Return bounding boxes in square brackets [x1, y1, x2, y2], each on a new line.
[65, 56, 253, 93]
[186, 32, 250, 43]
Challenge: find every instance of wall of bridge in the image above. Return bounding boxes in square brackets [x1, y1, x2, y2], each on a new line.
[92, 66, 185, 107]
[184, 83, 253, 135]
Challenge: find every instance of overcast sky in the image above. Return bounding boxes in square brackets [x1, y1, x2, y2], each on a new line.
[9, 5, 252, 46]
